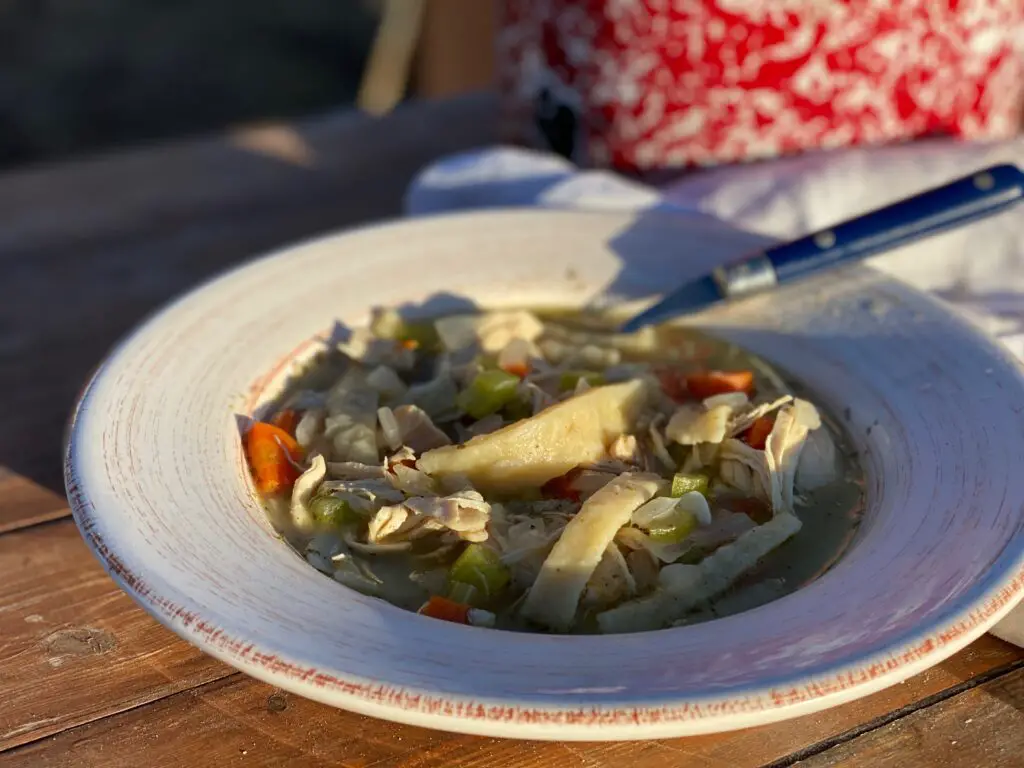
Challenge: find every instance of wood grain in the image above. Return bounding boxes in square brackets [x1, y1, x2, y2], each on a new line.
[415, 0, 496, 98]
[357, 0, 426, 115]
[0, 94, 498, 494]
[798, 667, 1024, 767]
[0, 471, 68, 534]
[0, 520, 231, 751]
[1, 624, 1020, 766]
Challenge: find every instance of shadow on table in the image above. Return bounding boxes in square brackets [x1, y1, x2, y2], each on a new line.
[0, 95, 501, 499]
[982, 659, 1024, 715]
[595, 204, 773, 303]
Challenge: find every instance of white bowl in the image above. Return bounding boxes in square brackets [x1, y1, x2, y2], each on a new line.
[64, 209, 1024, 740]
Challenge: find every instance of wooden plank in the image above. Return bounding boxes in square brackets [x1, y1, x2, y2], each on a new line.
[415, 0, 496, 98]
[2, 626, 1020, 766]
[0, 93, 497, 264]
[0, 471, 68, 534]
[0, 520, 231, 751]
[357, 0, 426, 115]
[797, 666, 1024, 767]
[0, 94, 498, 502]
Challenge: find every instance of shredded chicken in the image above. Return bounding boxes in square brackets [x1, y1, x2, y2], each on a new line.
[608, 434, 642, 464]
[572, 376, 593, 396]
[289, 454, 327, 533]
[494, 516, 569, 589]
[616, 526, 692, 565]
[324, 370, 380, 464]
[294, 408, 326, 450]
[568, 469, 619, 500]
[582, 544, 636, 609]
[521, 473, 663, 631]
[625, 548, 660, 593]
[542, 322, 660, 356]
[325, 461, 385, 480]
[392, 404, 451, 453]
[367, 490, 491, 544]
[704, 392, 749, 411]
[765, 399, 822, 514]
[646, 416, 676, 471]
[633, 491, 712, 529]
[405, 491, 491, 541]
[366, 365, 408, 401]
[381, 447, 437, 496]
[796, 424, 841, 492]
[285, 389, 328, 411]
[727, 395, 793, 437]
[598, 512, 803, 633]
[337, 328, 414, 370]
[435, 311, 544, 354]
[344, 533, 412, 554]
[377, 406, 403, 451]
[404, 372, 460, 423]
[718, 439, 772, 502]
[367, 504, 413, 541]
[319, 478, 405, 514]
[306, 533, 383, 594]
[497, 338, 539, 373]
[666, 404, 729, 445]
[537, 338, 569, 364]
[466, 413, 505, 437]
[516, 379, 557, 415]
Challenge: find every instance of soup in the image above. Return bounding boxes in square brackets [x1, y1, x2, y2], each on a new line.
[242, 308, 863, 633]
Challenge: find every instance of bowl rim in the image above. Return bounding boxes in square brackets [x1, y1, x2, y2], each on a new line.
[64, 207, 1024, 740]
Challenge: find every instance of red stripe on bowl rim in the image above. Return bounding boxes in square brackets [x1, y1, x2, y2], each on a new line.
[62, 331, 1024, 737]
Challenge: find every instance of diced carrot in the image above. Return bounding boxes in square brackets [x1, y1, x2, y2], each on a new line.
[685, 370, 755, 399]
[400, 338, 420, 351]
[418, 596, 471, 624]
[541, 468, 582, 502]
[271, 409, 299, 435]
[245, 421, 304, 497]
[726, 497, 773, 525]
[744, 415, 775, 450]
[500, 361, 531, 379]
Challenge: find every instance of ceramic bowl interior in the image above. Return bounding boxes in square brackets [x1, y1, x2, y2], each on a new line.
[65, 209, 1024, 740]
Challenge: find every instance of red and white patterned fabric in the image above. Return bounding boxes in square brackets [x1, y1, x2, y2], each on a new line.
[497, 0, 1024, 171]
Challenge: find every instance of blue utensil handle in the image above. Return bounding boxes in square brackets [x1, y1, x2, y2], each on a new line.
[767, 163, 1024, 283]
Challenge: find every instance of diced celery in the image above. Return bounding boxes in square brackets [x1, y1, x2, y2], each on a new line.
[668, 443, 690, 468]
[670, 472, 710, 497]
[674, 545, 711, 565]
[502, 396, 533, 422]
[647, 508, 699, 543]
[447, 581, 479, 604]
[368, 308, 439, 350]
[400, 321, 440, 350]
[310, 495, 361, 529]
[456, 370, 521, 419]
[448, 543, 510, 598]
[369, 308, 406, 339]
[558, 370, 605, 391]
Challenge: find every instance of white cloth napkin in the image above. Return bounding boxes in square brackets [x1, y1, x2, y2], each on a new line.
[407, 139, 1024, 357]
[405, 140, 1024, 646]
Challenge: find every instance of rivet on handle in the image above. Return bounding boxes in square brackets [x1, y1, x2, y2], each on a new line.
[814, 230, 836, 249]
[973, 172, 995, 191]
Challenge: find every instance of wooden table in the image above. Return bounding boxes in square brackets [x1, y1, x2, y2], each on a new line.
[1, 93, 1022, 767]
